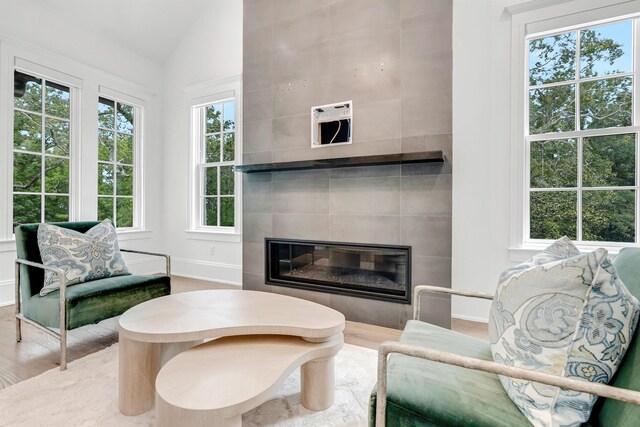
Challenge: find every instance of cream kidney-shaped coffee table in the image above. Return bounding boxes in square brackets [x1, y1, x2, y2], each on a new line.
[118, 290, 345, 416]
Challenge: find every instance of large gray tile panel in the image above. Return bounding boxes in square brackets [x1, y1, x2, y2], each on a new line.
[244, 88, 274, 123]
[270, 285, 332, 307]
[243, 272, 272, 292]
[243, 151, 273, 165]
[401, 94, 452, 137]
[244, 0, 275, 31]
[273, 42, 332, 87]
[401, 293, 451, 329]
[272, 114, 309, 151]
[330, 0, 400, 38]
[400, 174, 452, 217]
[329, 215, 402, 245]
[244, 119, 273, 154]
[329, 293, 402, 329]
[272, 214, 331, 240]
[411, 255, 452, 288]
[401, 8, 452, 58]
[243, 242, 266, 275]
[273, 7, 331, 54]
[347, 139, 402, 157]
[273, 76, 332, 119]
[244, 213, 273, 243]
[330, 176, 400, 215]
[400, 0, 452, 20]
[330, 164, 401, 179]
[331, 24, 401, 75]
[244, 171, 273, 184]
[353, 99, 402, 143]
[401, 50, 452, 99]
[272, 0, 331, 25]
[244, 25, 274, 62]
[243, 177, 271, 214]
[331, 62, 401, 105]
[271, 145, 336, 163]
[401, 161, 451, 176]
[244, 56, 273, 93]
[272, 179, 330, 214]
[401, 216, 452, 257]
[272, 169, 330, 182]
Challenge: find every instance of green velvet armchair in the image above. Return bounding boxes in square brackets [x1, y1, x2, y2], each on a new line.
[14, 221, 171, 370]
[370, 248, 640, 426]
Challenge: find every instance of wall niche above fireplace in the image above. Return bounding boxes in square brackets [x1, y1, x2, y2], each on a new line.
[265, 238, 411, 304]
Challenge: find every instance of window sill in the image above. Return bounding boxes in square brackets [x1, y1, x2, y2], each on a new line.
[185, 230, 242, 243]
[508, 242, 635, 262]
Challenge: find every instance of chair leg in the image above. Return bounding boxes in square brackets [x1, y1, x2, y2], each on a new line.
[60, 328, 67, 371]
[14, 261, 22, 342]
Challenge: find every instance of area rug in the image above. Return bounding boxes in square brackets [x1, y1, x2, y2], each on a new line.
[0, 342, 377, 426]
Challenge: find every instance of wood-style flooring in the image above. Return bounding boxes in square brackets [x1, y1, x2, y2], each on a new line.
[0, 276, 488, 391]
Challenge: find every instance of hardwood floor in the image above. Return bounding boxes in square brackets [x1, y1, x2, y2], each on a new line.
[0, 276, 488, 390]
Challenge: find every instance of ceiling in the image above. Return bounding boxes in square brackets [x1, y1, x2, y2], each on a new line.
[27, 0, 213, 64]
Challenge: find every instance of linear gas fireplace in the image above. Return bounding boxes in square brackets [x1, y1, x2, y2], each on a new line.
[265, 238, 411, 303]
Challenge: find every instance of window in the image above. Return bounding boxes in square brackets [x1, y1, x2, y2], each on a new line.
[526, 18, 637, 244]
[97, 97, 137, 228]
[12, 70, 72, 228]
[195, 99, 237, 229]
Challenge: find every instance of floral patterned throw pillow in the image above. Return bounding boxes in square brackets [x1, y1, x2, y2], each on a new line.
[489, 237, 640, 427]
[37, 220, 130, 296]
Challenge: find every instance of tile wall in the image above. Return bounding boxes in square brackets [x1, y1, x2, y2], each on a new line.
[242, 0, 452, 329]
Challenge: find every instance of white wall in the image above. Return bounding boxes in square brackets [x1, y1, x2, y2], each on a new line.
[0, 0, 166, 305]
[161, 0, 243, 284]
[452, 0, 515, 322]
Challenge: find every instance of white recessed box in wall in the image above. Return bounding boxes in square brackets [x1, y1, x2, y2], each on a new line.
[311, 101, 352, 148]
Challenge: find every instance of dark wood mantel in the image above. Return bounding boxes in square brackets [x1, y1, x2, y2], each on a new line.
[234, 151, 445, 173]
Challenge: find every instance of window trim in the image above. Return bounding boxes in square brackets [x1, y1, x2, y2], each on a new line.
[96, 87, 145, 231]
[509, 0, 640, 252]
[187, 75, 242, 236]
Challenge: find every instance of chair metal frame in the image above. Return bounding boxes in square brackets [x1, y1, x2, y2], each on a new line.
[15, 249, 170, 371]
[376, 285, 640, 426]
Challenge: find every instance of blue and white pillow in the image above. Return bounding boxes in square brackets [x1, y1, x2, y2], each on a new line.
[489, 237, 640, 427]
[37, 219, 130, 296]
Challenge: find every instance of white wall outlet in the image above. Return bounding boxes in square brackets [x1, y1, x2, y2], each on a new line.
[209, 245, 215, 256]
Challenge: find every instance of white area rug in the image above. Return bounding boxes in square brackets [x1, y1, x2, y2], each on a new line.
[0, 342, 377, 427]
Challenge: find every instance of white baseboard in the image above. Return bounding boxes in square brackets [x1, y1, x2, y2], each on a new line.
[451, 313, 489, 324]
[171, 258, 242, 286]
[124, 256, 166, 275]
[0, 279, 14, 307]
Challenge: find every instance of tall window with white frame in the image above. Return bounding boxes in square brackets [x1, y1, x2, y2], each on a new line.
[13, 70, 72, 229]
[526, 19, 636, 244]
[197, 99, 236, 228]
[97, 97, 136, 228]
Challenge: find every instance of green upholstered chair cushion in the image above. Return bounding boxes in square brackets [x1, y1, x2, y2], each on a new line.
[23, 274, 170, 330]
[369, 320, 530, 427]
[15, 222, 101, 298]
[588, 248, 640, 426]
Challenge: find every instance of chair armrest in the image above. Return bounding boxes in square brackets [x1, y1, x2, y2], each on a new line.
[413, 285, 493, 320]
[120, 249, 171, 276]
[15, 259, 68, 330]
[375, 340, 640, 427]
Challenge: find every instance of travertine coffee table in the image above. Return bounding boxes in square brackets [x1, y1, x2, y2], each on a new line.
[118, 290, 345, 415]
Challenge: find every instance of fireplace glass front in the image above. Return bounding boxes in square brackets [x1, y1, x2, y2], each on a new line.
[265, 238, 411, 303]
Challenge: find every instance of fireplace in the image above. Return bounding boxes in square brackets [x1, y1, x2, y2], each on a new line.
[265, 238, 411, 303]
